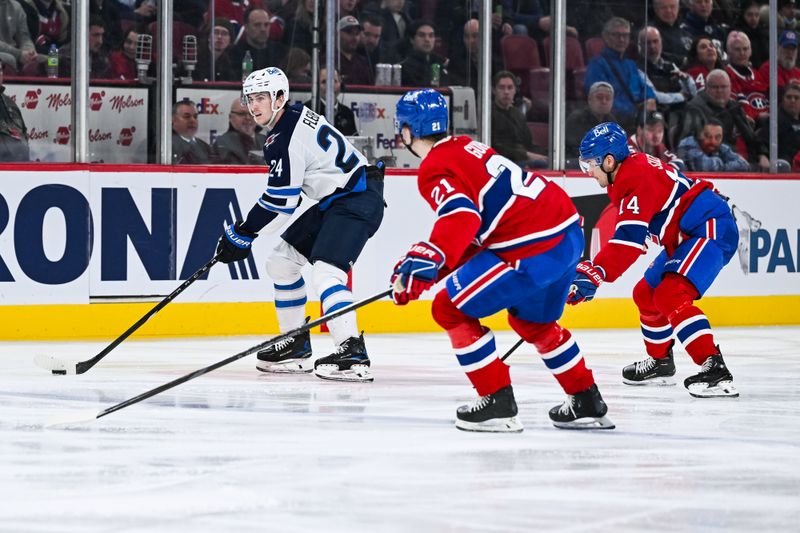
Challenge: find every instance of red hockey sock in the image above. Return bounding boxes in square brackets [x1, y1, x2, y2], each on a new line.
[508, 316, 594, 395]
[654, 274, 717, 365]
[633, 277, 673, 358]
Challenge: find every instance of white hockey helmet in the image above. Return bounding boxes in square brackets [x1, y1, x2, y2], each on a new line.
[242, 67, 289, 108]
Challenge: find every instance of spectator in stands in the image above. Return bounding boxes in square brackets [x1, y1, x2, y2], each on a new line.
[679, 69, 769, 171]
[379, 0, 411, 58]
[491, 70, 547, 167]
[285, 47, 312, 84]
[90, 0, 123, 50]
[212, 98, 266, 165]
[506, 0, 579, 38]
[23, 0, 69, 55]
[0, 0, 37, 71]
[768, 0, 799, 31]
[360, 14, 396, 75]
[565, 81, 617, 156]
[0, 62, 29, 161]
[304, 68, 358, 136]
[196, 18, 238, 82]
[733, 0, 769, 68]
[172, 99, 212, 165]
[110, 28, 139, 81]
[725, 31, 769, 124]
[637, 26, 696, 122]
[652, 0, 692, 64]
[448, 18, 480, 92]
[680, 0, 727, 49]
[231, 7, 289, 79]
[758, 81, 800, 170]
[340, 0, 361, 20]
[282, 0, 315, 54]
[585, 17, 656, 129]
[678, 118, 750, 172]
[685, 35, 723, 90]
[336, 15, 373, 86]
[628, 109, 685, 170]
[399, 20, 447, 87]
[759, 30, 800, 89]
[56, 15, 111, 79]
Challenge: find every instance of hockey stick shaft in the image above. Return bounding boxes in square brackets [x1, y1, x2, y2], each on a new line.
[91, 289, 392, 421]
[61, 257, 218, 375]
[500, 338, 525, 362]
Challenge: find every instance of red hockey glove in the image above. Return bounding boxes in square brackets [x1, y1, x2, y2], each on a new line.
[390, 242, 445, 305]
[567, 261, 605, 305]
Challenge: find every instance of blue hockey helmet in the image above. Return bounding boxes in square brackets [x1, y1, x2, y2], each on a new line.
[578, 122, 630, 172]
[395, 89, 449, 139]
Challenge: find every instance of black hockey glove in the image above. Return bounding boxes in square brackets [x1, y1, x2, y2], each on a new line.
[216, 221, 258, 263]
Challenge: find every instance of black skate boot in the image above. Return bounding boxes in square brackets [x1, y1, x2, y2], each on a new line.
[455, 385, 524, 433]
[622, 346, 676, 386]
[256, 330, 313, 373]
[684, 350, 738, 398]
[549, 384, 615, 430]
[314, 334, 373, 382]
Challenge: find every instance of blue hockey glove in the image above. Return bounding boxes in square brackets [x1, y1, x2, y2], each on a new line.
[390, 241, 445, 305]
[216, 221, 258, 264]
[567, 261, 605, 305]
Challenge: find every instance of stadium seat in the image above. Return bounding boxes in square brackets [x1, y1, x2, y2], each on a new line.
[543, 36, 585, 70]
[501, 35, 541, 98]
[527, 121, 549, 149]
[527, 67, 550, 120]
[584, 37, 605, 60]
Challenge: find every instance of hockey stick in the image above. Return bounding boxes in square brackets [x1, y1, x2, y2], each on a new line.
[500, 338, 525, 362]
[35, 257, 220, 376]
[48, 289, 392, 426]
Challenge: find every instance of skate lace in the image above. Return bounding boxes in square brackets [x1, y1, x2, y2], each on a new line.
[468, 395, 491, 413]
[272, 337, 295, 351]
[699, 356, 715, 374]
[634, 357, 657, 374]
[558, 395, 576, 417]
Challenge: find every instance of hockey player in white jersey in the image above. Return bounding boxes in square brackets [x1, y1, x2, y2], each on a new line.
[215, 67, 386, 382]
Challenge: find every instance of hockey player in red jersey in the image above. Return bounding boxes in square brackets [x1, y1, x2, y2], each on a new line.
[390, 89, 614, 432]
[569, 122, 739, 398]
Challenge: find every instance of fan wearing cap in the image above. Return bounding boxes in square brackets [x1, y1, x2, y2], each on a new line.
[758, 30, 800, 89]
[336, 16, 373, 85]
[628, 109, 685, 171]
[572, 122, 739, 398]
[215, 67, 386, 383]
[390, 88, 614, 432]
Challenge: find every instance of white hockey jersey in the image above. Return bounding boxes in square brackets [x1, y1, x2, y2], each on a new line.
[241, 103, 369, 234]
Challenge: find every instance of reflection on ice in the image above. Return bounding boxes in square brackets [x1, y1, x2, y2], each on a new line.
[1, 328, 799, 531]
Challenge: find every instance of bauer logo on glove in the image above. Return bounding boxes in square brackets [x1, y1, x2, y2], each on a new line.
[390, 241, 445, 305]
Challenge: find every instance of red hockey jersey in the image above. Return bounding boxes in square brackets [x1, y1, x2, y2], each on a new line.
[417, 136, 580, 270]
[592, 152, 713, 282]
[726, 65, 769, 120]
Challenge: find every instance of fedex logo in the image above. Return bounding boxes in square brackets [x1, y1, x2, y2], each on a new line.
[196, 98, 220, 114]
[350, 102, 385, 122]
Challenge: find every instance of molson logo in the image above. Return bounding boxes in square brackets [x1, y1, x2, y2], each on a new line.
[110, 94, 145, 113]
[55, 126, 70, 145]
[89, 129, 112, 142]
[23, 89, 41, 109]
[117, 127, 135, 146]
[47, 92, 71, 112]
[90, 91, 105, 111]
[28, 127, 48, 141]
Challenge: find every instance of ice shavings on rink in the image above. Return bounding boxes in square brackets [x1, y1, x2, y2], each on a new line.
[0, 328, 799, 532]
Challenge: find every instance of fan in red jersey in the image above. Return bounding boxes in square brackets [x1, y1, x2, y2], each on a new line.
[571, 122, 739, 398]
[390, 89, 615, 432]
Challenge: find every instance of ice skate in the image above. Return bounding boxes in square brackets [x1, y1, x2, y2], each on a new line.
[455, 385, 524, 433]
[549, 384, 615, 430]
[622, 348, 676, 386]
[314, 334, 373, 382]
[256, 330, 313, 373]
[684, 352, 738, 398]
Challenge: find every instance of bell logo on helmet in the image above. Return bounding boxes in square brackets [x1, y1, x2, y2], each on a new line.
[593, 124, 609, 137]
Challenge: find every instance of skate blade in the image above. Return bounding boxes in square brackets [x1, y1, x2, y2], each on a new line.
[256, 358, 314, 374]
[552, 416, 615, 430]
[314, 364, 373, 383]
[455, 416, 524, 433]
[623, 377, 676, 386]
[687, 380, 739, 398]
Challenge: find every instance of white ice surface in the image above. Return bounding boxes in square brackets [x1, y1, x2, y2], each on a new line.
[1, 328, 799, 532]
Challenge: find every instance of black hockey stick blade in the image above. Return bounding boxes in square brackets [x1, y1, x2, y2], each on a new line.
[52, 289, 392, 425]
[500, 338, 525, 362]
[35, 256, 220, 376]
